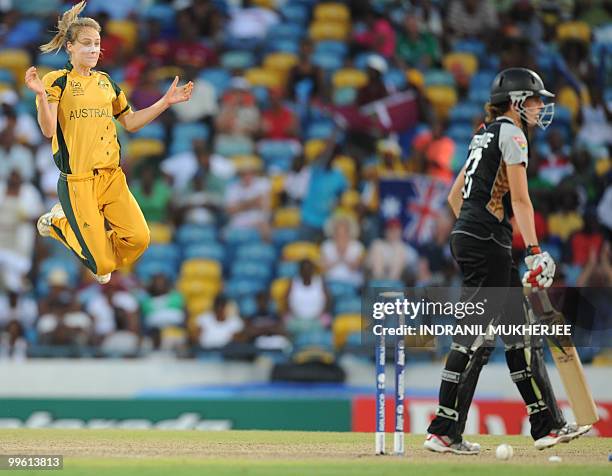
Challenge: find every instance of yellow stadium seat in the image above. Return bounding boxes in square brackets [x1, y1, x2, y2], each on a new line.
[186, 294, 215, 317]
[251, 0, 275, 8]
[148, 223, 173, 244]
[180, 259, 222, 280]
[557, 86, 580, 121]
[160, 326, 187, 349]
[282, 241, 320, 263]
[0, 49, 29, 86]
[154, 66, 185, 81]
[233, 154, 263, 172]
[442, 52, 478, 78]
[314, 3, 350, 23]
[332, 313, 361, 349]
[245, 67, 282, 89]
[271, 277, 290, 313]
[126, 139, 165, 162]
[273, 207, 301, 228]
[340, 189, 360, 209]
[178, 277, 221, 298]
[106, 19, 138, 50]
[557, 21, 591, 43]
[305, 139, 327, 162]
[595, 158, 611, 177]
[332, 155, 357, 187]
[406, 68, 425, 90]
[332, 68, 368, 89]
[309, 21, 350, 41]
[263, 52, 299, 73]
[424, 85, 458, 120]
[0, 82, 11, 94]
[270, 174, 285, 209]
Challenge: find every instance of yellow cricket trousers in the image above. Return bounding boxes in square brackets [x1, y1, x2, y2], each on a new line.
[49, 166, 150, 276]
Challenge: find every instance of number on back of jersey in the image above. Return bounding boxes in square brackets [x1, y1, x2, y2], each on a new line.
[462, 132, 495, 199]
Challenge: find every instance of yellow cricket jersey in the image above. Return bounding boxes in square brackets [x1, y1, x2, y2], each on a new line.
[36, 62, 132, 174]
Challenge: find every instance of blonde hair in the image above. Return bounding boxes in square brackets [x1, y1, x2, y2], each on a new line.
[39, 1, 101, 54]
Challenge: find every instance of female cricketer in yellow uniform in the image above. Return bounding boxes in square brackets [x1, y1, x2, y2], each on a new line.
[24, 1, 193, 284]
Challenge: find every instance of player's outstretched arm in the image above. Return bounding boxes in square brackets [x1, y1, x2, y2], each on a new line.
[25, 66, 58, 138]
[118, 76, 193, 133]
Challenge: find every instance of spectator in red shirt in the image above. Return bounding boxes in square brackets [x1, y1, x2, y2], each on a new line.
[570, 212, 603, 266]
[411, 121, 455, 183]
[97, 13, 126, 67]
[353, 10, 396, 60]
[356, 55, 389, 106]
[261, 88, 299, 139]
[172, 16, 217, 69]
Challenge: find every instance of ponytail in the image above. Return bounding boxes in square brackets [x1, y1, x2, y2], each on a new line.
[40, 1, 100, 54]
[484, 101, 510, 124]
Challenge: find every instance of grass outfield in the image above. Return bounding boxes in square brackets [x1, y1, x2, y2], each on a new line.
[0, 430, 610, 475]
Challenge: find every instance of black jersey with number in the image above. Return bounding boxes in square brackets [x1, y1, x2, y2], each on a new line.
[452, 116, 529, 248]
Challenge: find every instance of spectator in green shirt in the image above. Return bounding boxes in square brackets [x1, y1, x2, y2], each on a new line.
[131, 162, 173, 224]
[395, 12, 441, 69]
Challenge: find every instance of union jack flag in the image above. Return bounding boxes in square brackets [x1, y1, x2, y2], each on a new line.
[379, 175, 450, 245]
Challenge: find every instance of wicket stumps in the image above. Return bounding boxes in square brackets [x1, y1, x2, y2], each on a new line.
[375, 304, 406, 455]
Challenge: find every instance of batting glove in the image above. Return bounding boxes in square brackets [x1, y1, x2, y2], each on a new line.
[522, 245, 556, 288]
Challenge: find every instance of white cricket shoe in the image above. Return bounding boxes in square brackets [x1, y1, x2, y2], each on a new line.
[424, 433, 480, 455]
[91, 271, 112, 285]
[534, 423, 592, 450]
[37, 203, 65, 237]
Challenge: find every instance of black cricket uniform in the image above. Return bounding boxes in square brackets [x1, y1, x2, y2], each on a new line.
[427, 116, 561, 442]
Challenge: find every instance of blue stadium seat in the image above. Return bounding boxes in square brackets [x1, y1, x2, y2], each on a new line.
[258, 140, 299, 162]
[334, 296, 362, 315]
[306, 120, 335, 139]
[447, 124, 475, 143]
[453, 39, 486, 60]
[311, 51, 343, 72]
[384, 68, 407, 91]
[266, 38, 300, 55]
[467, 86, 490, 104]
[0, 69, 14, 84]
[251, 86, 270, 107]
[280, 3, 309, 25]
[221, 50, 256, 71]
[214, 135, 254, 157]
[469, 71, 496, 94]
[314, 40, 348, 57]
[184, 243, 225, 262]
[231, 261, 273, 282]
[277, 260, 299, 278]
[272, 228, 301, 249]
[293, 329, 334, 352]
[327, 280, 359, 299]
[39, 258, 80, 286]
[170, 123, 210, 155]
[267, 23, 305, 42]
[132, 122, 165, 141]
[238, 294, 258, 317]
[332, 87, 357, 106]
[449, 101, 482, 124]
[225, 278, 266, 298]
[37, 51, 69, 69]
[267, 156, 294, 173]
[235, 243, 276, 262]
[176, 224, 218, 246]
[224, 227, 262, 247]
[140, 244, 181, 266]
[198, 68, 231, 97]
[353, 52, 373, 70]
[135, 260, 177, 283]
[424, 69, 456, 87]
[142, 4, 176, 27]
[5, 19, 43, 48]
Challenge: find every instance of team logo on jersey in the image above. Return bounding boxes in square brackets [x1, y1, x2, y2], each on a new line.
[69, 80, 84, 96]
[512, 135, 527, 151]
[98, 79, 109, 90]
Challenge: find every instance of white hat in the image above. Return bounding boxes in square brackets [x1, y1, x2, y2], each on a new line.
[367, 55, 388, 74]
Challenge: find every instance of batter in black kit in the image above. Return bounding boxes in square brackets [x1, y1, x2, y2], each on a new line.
[423, 68, 591, 455]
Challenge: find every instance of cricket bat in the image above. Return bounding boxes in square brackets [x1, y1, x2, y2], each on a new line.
[527, 289, 599, 425]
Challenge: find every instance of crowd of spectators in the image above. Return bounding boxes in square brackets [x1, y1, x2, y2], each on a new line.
[0, 0, 610, 362]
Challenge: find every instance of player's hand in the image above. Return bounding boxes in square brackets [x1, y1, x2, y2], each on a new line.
[163, 76, 194, 106]
[522, 246, 556, 288]
[24, 66, 45, 96]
